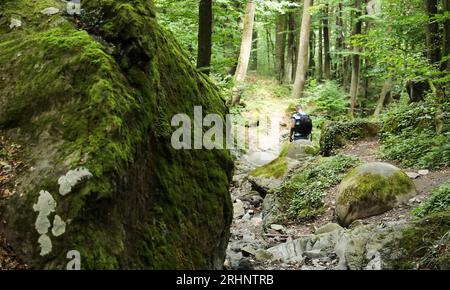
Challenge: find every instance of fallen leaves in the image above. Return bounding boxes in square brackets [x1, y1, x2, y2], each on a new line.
[0, 135, 25, 199]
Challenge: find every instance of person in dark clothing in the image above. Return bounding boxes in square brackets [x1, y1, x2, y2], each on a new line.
[290, 105, 313, 142]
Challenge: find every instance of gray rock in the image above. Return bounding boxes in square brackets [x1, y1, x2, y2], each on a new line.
[315, 223, 343, 235]
[406, 172, 420, 179]
[270, 224, 285, 232]
[286, 140, 315, 160]
[418, 169, 429, 176]
[255, 250, 274, 261]
[304, 249, 325, 259]
[233, 199, 245, 219]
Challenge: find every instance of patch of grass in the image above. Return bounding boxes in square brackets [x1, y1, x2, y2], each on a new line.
[412, 180, 450, 218]
[275, 155, 362, 221]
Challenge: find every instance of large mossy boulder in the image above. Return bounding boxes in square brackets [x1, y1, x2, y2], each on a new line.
[286, 140, 317, 160]
[0, 0, 233, 269]
[336, 162, 416, 226]
[320, 120, 380, 156]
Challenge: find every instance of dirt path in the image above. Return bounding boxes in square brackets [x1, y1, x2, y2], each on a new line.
[0, 135, 29, 269]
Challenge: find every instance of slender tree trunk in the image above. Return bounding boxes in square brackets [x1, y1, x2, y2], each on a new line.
[323, 4, 332, 80]
[197, 0, 213, 74]
[275, 13, 287, 83]
[336, 2, 344, 83]
[425, 0, 441, 65]
[292, 0, 312, 99]
[232, 1, 256, 105]
[286, 12, 296, 83]
[318, 20, 324, 81]
[442, 0, 450, 72]
[309, 31, 316, 77]
[250, 29, 258, 71]
[349, 0, 363, 117]
[234, 1, 256, 83]
[374, 78, 393, 116]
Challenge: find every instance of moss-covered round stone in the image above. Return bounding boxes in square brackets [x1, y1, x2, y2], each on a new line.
[335, 162, 416, 227]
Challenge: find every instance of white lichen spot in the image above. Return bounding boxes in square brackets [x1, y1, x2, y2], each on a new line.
[38, 234, 52, 256]
[58, 167, 93, 196]
[51, 215, 66, 237]
[33, 190, 56, 254]
[9, 18, 22, 29]
[35, 214, 51, 235]
[41, 7, 60, 16]
[33, 190, 56, 216]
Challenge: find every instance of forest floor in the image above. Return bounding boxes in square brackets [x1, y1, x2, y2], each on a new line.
[0, 135, 29, 269]
[227, 76, 450, 270]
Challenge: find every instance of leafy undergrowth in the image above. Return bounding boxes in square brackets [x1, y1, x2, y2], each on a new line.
[379, 98, 450, 169]
[275, 155, 361, 221]
[413, 180, 450, 218]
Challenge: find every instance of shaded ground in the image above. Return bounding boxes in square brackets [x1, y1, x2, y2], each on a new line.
[0, 135, 29, 270]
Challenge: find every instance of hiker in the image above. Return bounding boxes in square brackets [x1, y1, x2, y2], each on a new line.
[290, 105, 313, 142]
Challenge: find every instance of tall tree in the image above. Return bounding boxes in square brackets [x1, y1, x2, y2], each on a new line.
[323, 4, 332, 80]
[318, 20, 324, 81]
[197, 0, 213, 74]
[276, 13, 287, 83]
[292, 0, 313, 98]
[442, 0, 450, 72]
[232, 1, 256, 105]
[373, 78, 393, 116]
[349, 0, 363, 117]
[425, 0, 441, 64]
[335, 2, 345, 83]
[286, 11, 297, 83]
[250, 29, 258, 71]
[234, 1, 257, 83]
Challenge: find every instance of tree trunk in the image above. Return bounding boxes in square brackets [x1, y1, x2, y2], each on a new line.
[336, 2, 345, 83]
[349, 0, 363, 117]
[425, 0, 441, 65]
[374, 78, 393, 116]
[323, 4, 332, 80]
[234, 1, 256, 83]
[442, 0, 450, 72]
[250, 29, 258, 71]
[276, 13, 287, 83]
[286, 12, 296, 83]
[197, 0, 213, 74]
[292, 0, 312, 99]
[318, 20, 323, 81]
[232, 1, 256, 105]
[309, 30, 316, 77]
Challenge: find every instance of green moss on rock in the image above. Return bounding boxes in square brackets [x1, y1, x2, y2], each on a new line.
[0, 0, 233, 269]
[319, 120, 381, 156]
[385, 212, 450, 270]
[336, 162, 416, 227]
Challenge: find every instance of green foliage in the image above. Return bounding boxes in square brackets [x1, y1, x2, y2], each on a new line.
[304, 81, 349, 123]
[379, 98, 450, 169]
[319, 120, 381, 156]
[275, 155, 361, 221]
[389, 212, 450, 270]
[413, 180, 450, 218]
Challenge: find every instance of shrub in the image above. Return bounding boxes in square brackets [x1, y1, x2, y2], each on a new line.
[413, 180, 450, 218]
[379, 98, 450, 169]
[304, 81, 349, 122]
